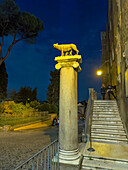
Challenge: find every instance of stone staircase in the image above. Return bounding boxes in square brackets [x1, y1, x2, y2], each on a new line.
[81, 100, 128, 170]
[91, 100, 128, 144]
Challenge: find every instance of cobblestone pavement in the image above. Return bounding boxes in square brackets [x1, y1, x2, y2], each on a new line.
[0, 120, 84, 170]
[0, 127, 59, 170]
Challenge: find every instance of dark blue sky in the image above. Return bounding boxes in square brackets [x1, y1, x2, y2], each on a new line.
[4, 0, 108, 101]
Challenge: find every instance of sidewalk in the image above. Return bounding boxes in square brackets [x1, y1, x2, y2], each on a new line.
[14, 119, 52, 131]
[82, 141, 128, 169]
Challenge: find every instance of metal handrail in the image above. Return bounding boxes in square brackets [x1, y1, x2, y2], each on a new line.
[84, 94, 92, 136]
[84, 89, 96, 152]
[14, 139, 59, 170]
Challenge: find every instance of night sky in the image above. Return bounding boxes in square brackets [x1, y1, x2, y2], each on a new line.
[4, 0, 108, 101]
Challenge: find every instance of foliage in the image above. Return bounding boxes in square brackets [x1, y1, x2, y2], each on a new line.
[0, 104, 4, 114]
[2, 101, 15, 114]
[47, 70, 60, 108]
[12, 86, 38, 104]
[30, 101, 58, 113]
[38, 103, 58, 113]
[0, 0, 44, 65]
[1, 101, 35, 117]
[9, 102, 25, 116]
[30, 100, 40, 110]
[0, 100, 58, 121]
[22, 103, 35, 117]
[49, 104, 58, 113]
[0, 0, 43, 104]
[0, 61, 8, 101]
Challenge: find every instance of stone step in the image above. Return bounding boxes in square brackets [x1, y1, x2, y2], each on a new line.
[93, 104, 117, 106]
[92, 138, 128, 144]
[82, 141, 128, 169]
[91, 128, 126, 134]
[93, 109, 118, 112]
[92, 117, 121, 121]
[93, 109, 119, 111]
[92, 125, 124, 130]
[91, 132, 127, 138]
[83, 154, 128, 164]
[91, 130, 126, 136]
[93, 106, 118, 108]
[92, 121, 123, 125]
[94, 100, 116, 102]
[92, 118, 122, 122]
[93, 116, 120, 120]
[93, 112, 120, 115]
[93, 108, 118, 110]
[82, 158, 128, 170]
[93, 108, 118, 111]
[94, 101, 117, 103]
[92, 124, 123, 128]
[91, 127, 125, 132]
[94, 102, 117, 104]
[91, 135, 128, 142]
[93, 109, 119, 114]
[93, 103, 117, 105]
[94, 103, 117, 105]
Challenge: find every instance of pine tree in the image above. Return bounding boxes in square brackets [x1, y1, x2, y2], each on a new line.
[47, 70, 60, 107]
[0, 61, 8, 101]
[0, 0, 44, 100]
[12, 86, 38, 104]
[0, 0, 44, 65]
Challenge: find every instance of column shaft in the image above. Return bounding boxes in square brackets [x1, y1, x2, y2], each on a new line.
[59, 67, 78, 151]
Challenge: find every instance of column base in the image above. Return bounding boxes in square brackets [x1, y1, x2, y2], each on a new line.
[59, 148, 81, 165]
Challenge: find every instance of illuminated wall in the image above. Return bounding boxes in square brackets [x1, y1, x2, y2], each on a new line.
[101, 0, 128, 135]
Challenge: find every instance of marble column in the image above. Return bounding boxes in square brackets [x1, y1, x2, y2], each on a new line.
[55, 55, 82, 164]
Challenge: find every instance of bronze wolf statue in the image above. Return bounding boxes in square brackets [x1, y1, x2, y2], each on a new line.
[53, 43, 79, 56]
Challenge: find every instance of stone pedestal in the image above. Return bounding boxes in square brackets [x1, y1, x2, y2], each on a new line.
[55, 55, 82, 167]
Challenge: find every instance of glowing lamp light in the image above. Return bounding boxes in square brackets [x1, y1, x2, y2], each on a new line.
[96, 70, 102, 76]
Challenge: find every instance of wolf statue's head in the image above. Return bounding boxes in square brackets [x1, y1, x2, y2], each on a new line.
[53, 43, 58, 48]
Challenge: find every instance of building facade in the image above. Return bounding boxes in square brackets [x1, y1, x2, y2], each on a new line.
[101, 0, 128, 135]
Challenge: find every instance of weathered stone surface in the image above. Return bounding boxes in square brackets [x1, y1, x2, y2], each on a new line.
[54, 50, 82, 165]
[101, 0, 128, 135]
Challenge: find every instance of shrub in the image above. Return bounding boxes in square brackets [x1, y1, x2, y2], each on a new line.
[2, 101, 36, 117]
[0, 104, 4, 114]
[38, 103, 58, 113]
[49, 104, 58, 113]
[38, 103, 50, 112]
[30, 100, 40, 110]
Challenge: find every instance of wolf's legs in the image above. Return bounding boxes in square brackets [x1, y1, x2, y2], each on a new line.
[65, 52, 69, 56]
[69, 50, 72, 55]
[61, 49, 64, 56]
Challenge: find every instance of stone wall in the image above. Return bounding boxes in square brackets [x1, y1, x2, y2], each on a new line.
[101, 0, 128, 135]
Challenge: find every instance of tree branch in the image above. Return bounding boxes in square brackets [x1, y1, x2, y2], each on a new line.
[0, 34, 27, 65]
[2, 33, 4, 46]
[12, 33, 16, 43]
[0, 44, 2, 61]
[13, 33, 26, 45]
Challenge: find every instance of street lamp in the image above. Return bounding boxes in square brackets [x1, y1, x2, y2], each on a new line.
[96, 60, 109, 76]
[96, 70, 102, 76]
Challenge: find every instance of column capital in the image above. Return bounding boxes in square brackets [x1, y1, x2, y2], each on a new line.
[55, 55, 82, 72]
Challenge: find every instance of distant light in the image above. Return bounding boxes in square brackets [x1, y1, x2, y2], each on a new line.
[96, 70, 102, 76]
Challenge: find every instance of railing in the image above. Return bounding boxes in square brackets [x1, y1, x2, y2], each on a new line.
[14, 139, 59, 170]
[83, 88, 97, 143]
[84, 94, 93, 137]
